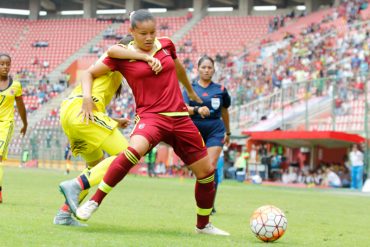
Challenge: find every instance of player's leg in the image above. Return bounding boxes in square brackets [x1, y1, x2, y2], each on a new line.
[206, 146, 223, 214]
[77, 134, 150, 221]
[58, 128, 128, 216]
[189, 157, 229, 236]
[65, 159, 71, 175]
[0, 121, 14, 204]
[350, 166, 356, 189]
[0, 156, 3, 203]
[173, 116, 229, 236]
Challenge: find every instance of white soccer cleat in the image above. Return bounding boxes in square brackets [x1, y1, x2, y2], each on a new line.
[53, 210, 87, 227]
[76, 200, 99, 221]
[195, 223, 230, 236]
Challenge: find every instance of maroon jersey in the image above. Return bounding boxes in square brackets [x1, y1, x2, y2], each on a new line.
[103, 37, 188, 116]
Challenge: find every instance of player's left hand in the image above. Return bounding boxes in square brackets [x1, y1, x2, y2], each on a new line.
[188, 90, 203, 104]
[116, 118, 131, 129]
[147, 57, 162, 74]
[20, 124, 27, 136]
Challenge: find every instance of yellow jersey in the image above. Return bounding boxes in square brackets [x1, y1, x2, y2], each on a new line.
[0, 78, 22, 121]
[68, 54, 123, 112]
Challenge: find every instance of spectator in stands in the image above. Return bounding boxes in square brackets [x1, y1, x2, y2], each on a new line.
[183, 55, 231, 214]
[103, 27, 116, 39]
[349, 144, 364, 190]
[338, 165, 351, 188]
[186, 11, 193, 21]
[322, 166, 342, 188]
[30, 56, 39, 65]
[64, 142, 72, 175]
[0, 53, 28, 204]
[227, 151, 247, 180]
[42, 60, 49, 69]
[159, 22, 169, 30]
[32, 40, 48, 47]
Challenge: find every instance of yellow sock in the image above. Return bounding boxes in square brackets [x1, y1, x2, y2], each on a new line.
[84, 156, 117, 188]
[0, 162, 3, 188]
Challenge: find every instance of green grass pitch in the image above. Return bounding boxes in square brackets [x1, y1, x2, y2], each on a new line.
[1, 167, 370, 247]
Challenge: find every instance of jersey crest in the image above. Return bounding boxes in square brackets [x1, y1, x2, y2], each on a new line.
[211, 97, 221, 110]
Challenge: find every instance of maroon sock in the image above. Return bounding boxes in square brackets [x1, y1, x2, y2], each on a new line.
[195, 170, 216, 229]
[91, 147, 140, 205]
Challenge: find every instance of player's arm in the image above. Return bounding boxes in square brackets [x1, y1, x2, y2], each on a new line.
[15, 96, 28, 136]
[174, 58, 202, 104]
[80, 61, 111, 124]
[107, 45, 162, 74]
[221, 107, 231, 146]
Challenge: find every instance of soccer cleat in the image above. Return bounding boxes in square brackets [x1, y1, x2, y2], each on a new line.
[53, 210, 87, 227]
[59, 179, 82, 216]
[195, 223, 230, 236]
[76, 200, 99, 221]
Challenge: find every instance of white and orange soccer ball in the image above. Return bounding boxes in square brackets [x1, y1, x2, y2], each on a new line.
[250, 205, 287, 242]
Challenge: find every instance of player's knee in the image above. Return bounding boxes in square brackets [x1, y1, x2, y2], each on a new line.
[118, 147, 142, 166]
[191, 158, 214, 179]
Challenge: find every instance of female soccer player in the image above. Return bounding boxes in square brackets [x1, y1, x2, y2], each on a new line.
[76, 9, 229, 235]
[182, 55, 231, 215]
[0, 53, 28, 204]
[53, 36, 162, 226]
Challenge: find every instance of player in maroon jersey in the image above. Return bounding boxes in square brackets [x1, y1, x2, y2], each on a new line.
[76, 9, 229, 236]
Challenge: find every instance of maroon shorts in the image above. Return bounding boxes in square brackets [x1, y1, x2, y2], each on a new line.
[132, 113, 207, 165]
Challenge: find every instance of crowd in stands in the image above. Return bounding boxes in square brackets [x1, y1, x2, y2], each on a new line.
[281, 163, 350, 188]
[178, 38, 197, 54]
[222, 142, 355, 188]
[268, 10, 306, 33]
[107, 85, 136, 121]
[12, 69, 68, 113]
[198, 0, 370, 108]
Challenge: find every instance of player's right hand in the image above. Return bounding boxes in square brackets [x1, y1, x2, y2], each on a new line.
[147, 57, 162, 74]
[79, 97, 97, 124]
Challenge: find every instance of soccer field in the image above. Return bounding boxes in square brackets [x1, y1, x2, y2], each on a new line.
[1, 167, 370, 247]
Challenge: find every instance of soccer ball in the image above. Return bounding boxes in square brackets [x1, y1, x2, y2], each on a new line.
[250, 205, 287, 242]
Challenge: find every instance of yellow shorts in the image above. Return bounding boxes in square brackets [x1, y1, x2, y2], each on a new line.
[60, 98, 128, 162]
[0, 121, 14, 160]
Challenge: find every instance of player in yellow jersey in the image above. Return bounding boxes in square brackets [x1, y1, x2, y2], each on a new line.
[0, 53, 28, 204]
[53, 36, 162, 226]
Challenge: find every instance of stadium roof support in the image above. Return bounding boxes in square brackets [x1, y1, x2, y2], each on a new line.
[126, 0, 142, 14]
[83, 0, 97, 18]
[194, 0, 208, 14]
[238, 0, 253, 15]
[304, 0, 321, 13]
[30, 0, 40, 20]
[243, 131, 365, 148]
